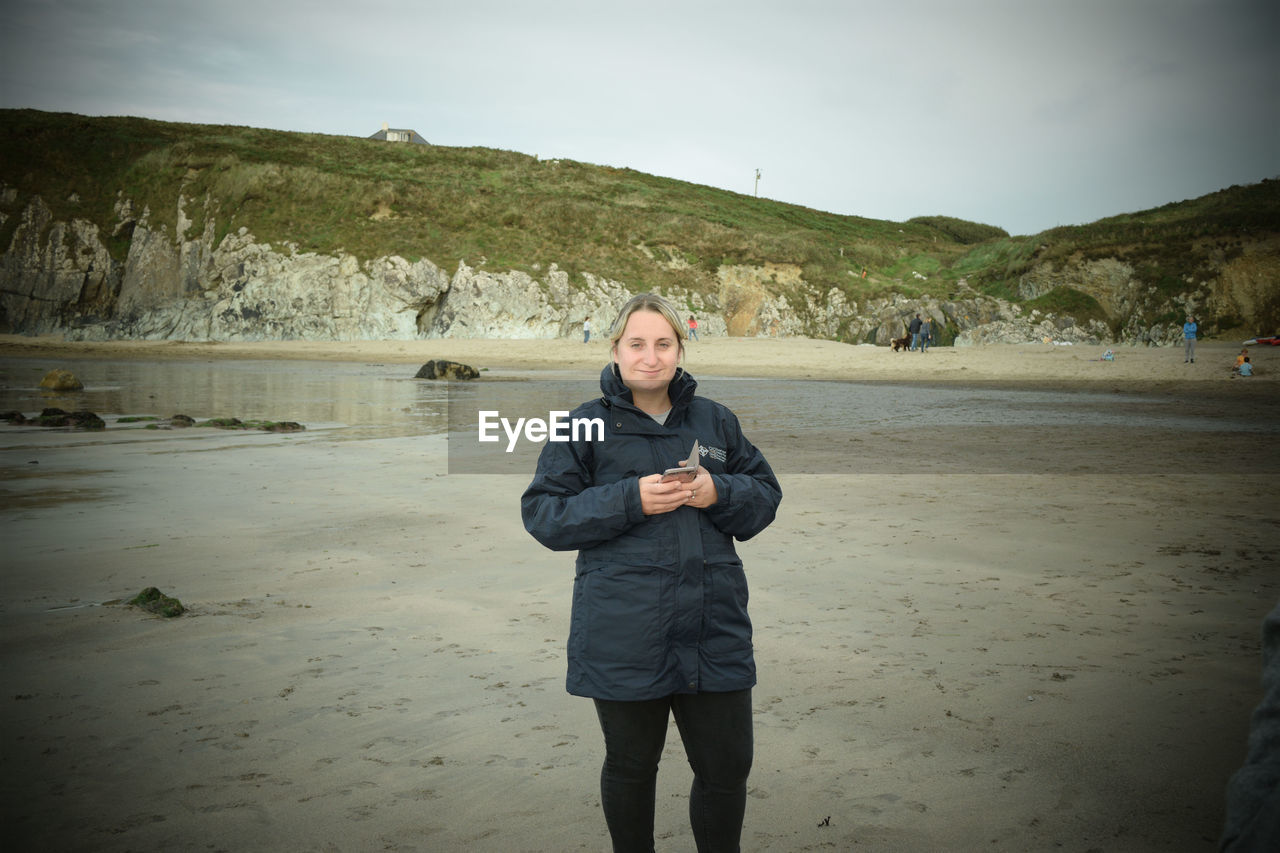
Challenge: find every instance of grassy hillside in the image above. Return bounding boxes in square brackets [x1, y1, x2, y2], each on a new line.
[0, 110, 992, 298]
[970, 182, 1280, 301]
[2, 109, 1277, 323]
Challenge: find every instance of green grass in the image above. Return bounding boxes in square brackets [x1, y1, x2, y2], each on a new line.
[906, 215, 1008, 245]
[0, 110, 974, 306]
[1024, 287, 1107, 325]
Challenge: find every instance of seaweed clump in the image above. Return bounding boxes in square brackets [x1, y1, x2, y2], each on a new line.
[197, 417, 305, 432]
[128, 587, 186, 618]
[146, 415, 304, 432]
[1, 408, 106, 429]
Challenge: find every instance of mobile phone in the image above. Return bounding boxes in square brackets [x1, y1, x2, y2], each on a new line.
[660, 439, 700, 482]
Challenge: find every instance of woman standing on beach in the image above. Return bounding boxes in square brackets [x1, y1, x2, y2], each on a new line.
[522, 293, 781, 852]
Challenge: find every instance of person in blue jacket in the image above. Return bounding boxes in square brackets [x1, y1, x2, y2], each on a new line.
[522, 293, 782, 852]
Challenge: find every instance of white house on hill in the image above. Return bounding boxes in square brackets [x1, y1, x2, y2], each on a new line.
[368, 122, 428, 144]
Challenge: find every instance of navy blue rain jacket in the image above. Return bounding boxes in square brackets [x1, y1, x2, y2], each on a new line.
[521, 364, 782, 700]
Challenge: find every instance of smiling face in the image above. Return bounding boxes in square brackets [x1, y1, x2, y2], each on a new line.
[612, 308, 683, 402]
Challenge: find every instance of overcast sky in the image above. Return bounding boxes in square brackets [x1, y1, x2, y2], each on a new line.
[2, 0, 1277, 235]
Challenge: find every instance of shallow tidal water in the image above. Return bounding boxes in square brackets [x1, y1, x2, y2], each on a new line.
[1, 356, 1275, 476]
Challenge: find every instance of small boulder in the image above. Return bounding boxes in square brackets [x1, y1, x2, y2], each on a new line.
[39, 369, 84, 391]
[34, 407, 105, 429]
[65, 411, 106, 430]
[170, 414, 196, 427]
[128, 587, 185, 618]
[415, 359, 479, 380]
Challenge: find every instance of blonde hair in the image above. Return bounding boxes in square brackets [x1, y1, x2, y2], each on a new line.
[608, 293, 687, 350]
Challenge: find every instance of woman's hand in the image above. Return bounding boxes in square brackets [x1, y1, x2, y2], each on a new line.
[640, 474, 689, 515]
[640, 468, 718, 515]
[686, 466, 718, 508]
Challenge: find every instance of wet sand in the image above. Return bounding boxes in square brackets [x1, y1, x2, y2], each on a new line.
[2, 336, 1278, 850]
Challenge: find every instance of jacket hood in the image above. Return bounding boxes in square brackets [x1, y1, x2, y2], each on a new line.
[599, 363, 697, 413]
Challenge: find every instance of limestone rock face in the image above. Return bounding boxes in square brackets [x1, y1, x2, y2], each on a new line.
[1208, 245, 1280, 332]
[0, 196, 121, 334]
[955, 318, 1108, 346]
[1018, 258, 1137, 314]
[192, 234, 454, 341]
[3, 190, 1274, 347]
[422, 264, 637, 339]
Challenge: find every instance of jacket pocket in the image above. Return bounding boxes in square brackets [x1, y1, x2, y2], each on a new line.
[573, 566, 671, 664]
[578, 520, 679, 576]
[704, 563, 752, 655]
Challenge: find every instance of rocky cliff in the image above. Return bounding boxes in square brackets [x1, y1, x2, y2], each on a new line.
[1014, 249, 1280, 345]
[1, 187, 1275, 347]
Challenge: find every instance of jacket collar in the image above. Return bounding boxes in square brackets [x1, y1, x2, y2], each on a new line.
[598, 363, 697, 416]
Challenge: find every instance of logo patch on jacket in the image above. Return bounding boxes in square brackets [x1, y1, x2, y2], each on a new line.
[701, 443, 727, 463]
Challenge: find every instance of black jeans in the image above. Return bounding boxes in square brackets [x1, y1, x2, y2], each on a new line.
[592, 689, 753, 853]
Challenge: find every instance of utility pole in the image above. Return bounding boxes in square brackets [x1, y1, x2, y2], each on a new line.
[754, 168, 761, 197]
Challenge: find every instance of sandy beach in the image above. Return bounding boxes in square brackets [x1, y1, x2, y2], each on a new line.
[1, 333, 1276, 386]
[2, 335, 1278, 851]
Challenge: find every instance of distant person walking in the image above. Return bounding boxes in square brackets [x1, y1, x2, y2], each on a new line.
[1183, 316, 1197, 363]
[920, 318, 933, 353]
[687, 315, 700, 342]
[908, 314, 923, 351]
[583, 317, 591, 344]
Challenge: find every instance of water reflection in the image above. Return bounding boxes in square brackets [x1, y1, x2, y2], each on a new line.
[0, 357, 449, 438]
[3, 358, 1276, 475]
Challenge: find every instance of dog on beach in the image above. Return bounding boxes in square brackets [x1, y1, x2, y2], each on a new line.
[891, 335, 911, 352]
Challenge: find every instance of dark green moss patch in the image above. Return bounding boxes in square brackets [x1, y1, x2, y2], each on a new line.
[200, 417, 244, 428]
[31, 408, 106, 429]
[196, 417, 305, 432]
[128, 587, 186, 618]
[258, 421, 305, 433]
[143, 414, 303, 431]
